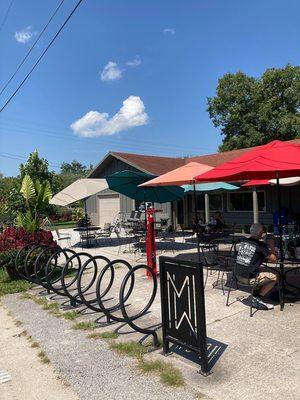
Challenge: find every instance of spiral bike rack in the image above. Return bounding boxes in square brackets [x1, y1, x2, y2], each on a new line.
[15, 243, 38, 280]
[45, 248, 77, 297]
[33, 246, 60, 289]
[119, 264, 159, 347]
[77, 255, 111, 312]
[24, 244, 49, 283]
[14, 245, 160, 345]
[60, 252, 95, 307]
[96, 259, 135, 323]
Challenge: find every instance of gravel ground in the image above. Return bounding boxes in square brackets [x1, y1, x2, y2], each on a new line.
[0, 304, 79, 400]
[2, 294, 197, 400]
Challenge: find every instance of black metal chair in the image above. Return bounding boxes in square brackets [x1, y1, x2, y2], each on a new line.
[226, 262, 281, 317]
[200, 241, 233, 292]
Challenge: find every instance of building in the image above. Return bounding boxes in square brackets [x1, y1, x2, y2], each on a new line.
[86, 140, 300, 230]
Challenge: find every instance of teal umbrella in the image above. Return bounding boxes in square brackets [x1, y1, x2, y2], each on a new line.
[182, 182, 239, 193]
[105, 170, 184, 203]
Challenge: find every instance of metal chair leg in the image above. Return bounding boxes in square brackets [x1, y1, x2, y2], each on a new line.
[226, 275, 235, 306]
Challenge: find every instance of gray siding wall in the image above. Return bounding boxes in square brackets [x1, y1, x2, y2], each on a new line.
[87, 157, 172, 225]
[85, 195, 98, 225]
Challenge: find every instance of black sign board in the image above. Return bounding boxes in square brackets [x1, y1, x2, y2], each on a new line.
[159, 256, 209, 374]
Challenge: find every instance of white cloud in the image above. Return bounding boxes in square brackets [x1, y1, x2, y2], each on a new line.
[163, 28, 175, 36]
[14, 26, 37, 43]
[100, 61, 123, 81]
[126, 56, 142, 67]
[70, 96, 149, 137]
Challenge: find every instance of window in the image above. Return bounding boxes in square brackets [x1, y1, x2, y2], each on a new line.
[196, 193, 223, 211]
[228, 191, 266, 212]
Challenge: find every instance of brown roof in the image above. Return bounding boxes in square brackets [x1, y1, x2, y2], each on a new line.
[111, 152, 185, 175]
[95, 139, 300, 176]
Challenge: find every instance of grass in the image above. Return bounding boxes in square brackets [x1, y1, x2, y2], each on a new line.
[38, 351, 50, 364]
[138, 359, 185, 387]
[49, 221, 77, 230]
[109, 341, 149, 359]
[62, 310, 81, 320]
[87, 331, 118, 340]
[0, 269, 31, 297]
[72, 321, 96, 330]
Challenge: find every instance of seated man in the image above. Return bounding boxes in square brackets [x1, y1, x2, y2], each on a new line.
[236, 223, 278, 310]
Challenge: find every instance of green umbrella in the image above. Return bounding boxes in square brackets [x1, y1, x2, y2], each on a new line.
[105, 170, 184, 203]
[182, 182, 239, 193]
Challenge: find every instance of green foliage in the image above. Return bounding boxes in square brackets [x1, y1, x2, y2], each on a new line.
[16, 175, 52, 233]
[207, 64, 300, 151]
[72, 207, 84, 222]
[0, 248, 19, 279]
[5, 151, 59, 220]
[59, 160, 93, 191]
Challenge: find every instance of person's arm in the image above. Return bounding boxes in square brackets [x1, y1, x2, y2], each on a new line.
[262, 243, 277, 263]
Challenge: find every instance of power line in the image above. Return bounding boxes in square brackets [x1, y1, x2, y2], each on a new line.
[0, 152, 60, 169]
[0, 0, 14, 33]
[0, 0, 84, 113]
[1, 117, 215, 154]
[0, 0, 65, 96]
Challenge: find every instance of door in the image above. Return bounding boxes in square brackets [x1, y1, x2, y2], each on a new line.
[98, 194, 120, 226]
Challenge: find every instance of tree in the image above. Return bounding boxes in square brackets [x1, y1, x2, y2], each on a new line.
[59, 160, 93, 190]
[6, 151, 60, 218]
[207, 64, 300, 151]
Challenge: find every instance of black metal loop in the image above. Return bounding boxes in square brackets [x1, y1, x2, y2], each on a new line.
[45, 248, 77, 296]
[15, 244, 37, 279]
[95, 259, 135, 323]
[77, 255, 111, 312]
[24, 244, 47, 282]
[33, 246, 60, 287]
[60, 252, 93, 304]
[119, 264, 159, 346]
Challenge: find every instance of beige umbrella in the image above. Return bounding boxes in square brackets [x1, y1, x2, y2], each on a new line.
[50, 178, 108, 206]
[269, 176, 300, 186]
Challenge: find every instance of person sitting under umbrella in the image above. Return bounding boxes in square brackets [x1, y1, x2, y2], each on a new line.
[236, 223, 278, 310]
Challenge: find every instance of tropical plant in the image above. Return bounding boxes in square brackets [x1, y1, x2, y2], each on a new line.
[16, 175, 52, 233]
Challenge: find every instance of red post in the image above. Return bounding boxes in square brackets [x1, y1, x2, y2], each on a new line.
[146, 208, 157, 276]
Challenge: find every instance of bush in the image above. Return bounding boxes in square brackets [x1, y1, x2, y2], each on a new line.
[0, 227, 57, 280]
[0, 248, 20, 280]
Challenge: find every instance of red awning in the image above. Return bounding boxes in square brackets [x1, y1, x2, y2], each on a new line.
[194, 140, 300, 182]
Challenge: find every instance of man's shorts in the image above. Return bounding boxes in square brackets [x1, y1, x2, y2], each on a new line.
[237, 272, 278, 287]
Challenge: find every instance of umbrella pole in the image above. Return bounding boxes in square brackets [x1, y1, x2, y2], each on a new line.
[84, 198, 89, 248]
[276, 173, 285, 310]
[193, 181, 201, 265]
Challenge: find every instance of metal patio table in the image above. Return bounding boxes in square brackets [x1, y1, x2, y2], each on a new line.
[73, 226, 101, 247]
[265, 258, 300, 304]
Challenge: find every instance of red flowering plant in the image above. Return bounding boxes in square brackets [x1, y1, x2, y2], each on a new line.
[0, 227, 58, 280]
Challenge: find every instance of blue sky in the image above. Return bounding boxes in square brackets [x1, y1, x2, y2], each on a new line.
[1, 0, 300, 176]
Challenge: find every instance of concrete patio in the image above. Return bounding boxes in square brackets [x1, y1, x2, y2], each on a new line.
[2, 228, 299, 400]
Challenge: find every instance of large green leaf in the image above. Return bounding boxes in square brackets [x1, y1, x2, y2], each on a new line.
[36, 180, 52, 209]
[20, 175, 35, 201]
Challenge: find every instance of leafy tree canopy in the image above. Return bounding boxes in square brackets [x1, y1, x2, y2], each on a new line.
[59, 160, 93, 190]
[207, 64, 300, 151]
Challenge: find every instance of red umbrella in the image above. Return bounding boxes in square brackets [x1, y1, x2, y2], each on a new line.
[194, 140, 300, 310]
[242, 180, 269, 187]
[194, 140, 300, 182]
